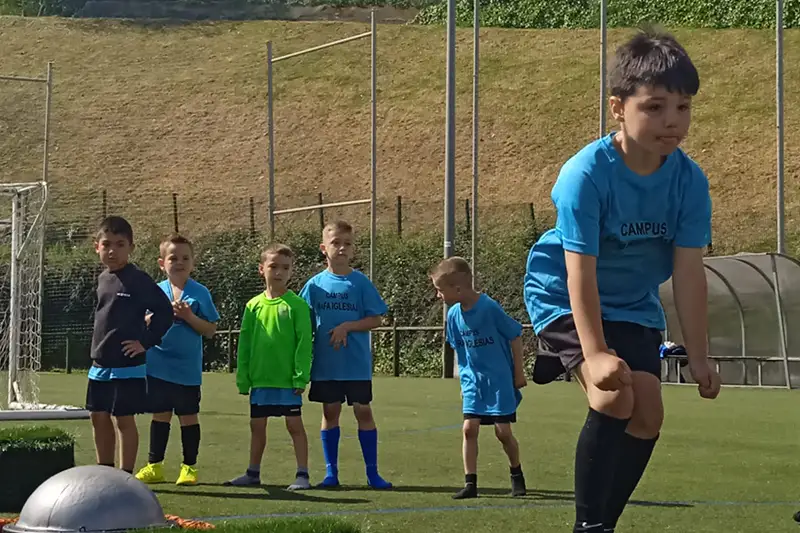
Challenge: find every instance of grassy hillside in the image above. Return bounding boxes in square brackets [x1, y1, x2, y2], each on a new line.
[2, 17, 800, 254]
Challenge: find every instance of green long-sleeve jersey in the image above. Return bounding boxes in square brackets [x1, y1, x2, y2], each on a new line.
[236, 290, 313, 394]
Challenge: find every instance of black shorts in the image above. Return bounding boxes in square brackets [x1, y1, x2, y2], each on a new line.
[146, 376, 201, 416]
[309, 380, 372, 405]
[250, 404, 302, 418]
[464, 412, 517, 425]
[533, 313, 662, 385]
[85, 378, 147, 417]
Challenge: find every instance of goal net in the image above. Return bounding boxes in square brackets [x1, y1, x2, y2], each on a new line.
[0, 182, 88, 420]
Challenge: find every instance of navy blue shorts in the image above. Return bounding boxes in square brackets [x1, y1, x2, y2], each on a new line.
[85, 378, 147, 417]
[146, 376, 201, 416]
[534, 314, 662, 384]
[309, 380, 372, 405]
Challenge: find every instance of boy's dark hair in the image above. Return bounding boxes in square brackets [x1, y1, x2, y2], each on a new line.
[261, 243, 294, 263]
[96, 216, 134, 244]
[159, 234, 194, 258]
[609, 27, 699, 100]
[323, 220, 353, 237]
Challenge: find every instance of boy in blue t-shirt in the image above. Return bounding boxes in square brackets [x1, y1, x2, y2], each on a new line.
[299, 220, 391, 490]
[523, 29, 721, 533]
[135, 234, 220, 486]
[431, 257, 528, 500]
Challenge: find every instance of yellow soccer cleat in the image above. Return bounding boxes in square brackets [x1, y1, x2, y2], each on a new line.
[176, 463, 198, 486]
[135, 462, 165, 484]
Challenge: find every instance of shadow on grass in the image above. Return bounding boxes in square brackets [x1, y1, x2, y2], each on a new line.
[154, 483, 371, 504]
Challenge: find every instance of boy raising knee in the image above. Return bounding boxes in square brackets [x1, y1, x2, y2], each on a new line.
[136, 234, 219, 486]
[524, 28, 721, 532]
[430, 257, 528, 500]
[226, 244, 313, 490]
[300, 220, 392, 490]
[87, 216, 174, 474]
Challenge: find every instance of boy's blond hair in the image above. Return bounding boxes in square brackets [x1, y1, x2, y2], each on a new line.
[159, 233, 194, 258]
[260, 243, 294, 263]
[430, 256, 473, 287]
[322, 220, 353, 238]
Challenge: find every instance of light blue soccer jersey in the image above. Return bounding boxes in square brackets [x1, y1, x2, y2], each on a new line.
[300, 269, 388, 381]
[145, 278, 220, 386]
[446, 294, 523, 417]
[524, 133, 712, 334]
[250, 388, 303, 406]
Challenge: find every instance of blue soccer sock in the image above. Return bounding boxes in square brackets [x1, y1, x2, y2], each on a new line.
[319, 427, 340, 487]
[358, 429, 392, 489]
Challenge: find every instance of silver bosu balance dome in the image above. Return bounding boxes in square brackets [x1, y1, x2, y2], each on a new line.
[5, 465, 170, 533]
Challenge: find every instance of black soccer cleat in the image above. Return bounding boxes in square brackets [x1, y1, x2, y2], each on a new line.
[510, 472, 527, 497]
[793, 510, 800, 523]
[452, 483, 478, 500]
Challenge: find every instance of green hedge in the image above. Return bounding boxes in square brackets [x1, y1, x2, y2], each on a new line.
[37, 222, 542, 377]
[414, 0, 800, 29]
[0, 426, 76, 512]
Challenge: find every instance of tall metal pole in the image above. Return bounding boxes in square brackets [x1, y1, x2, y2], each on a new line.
[599, 0, 607, 136]
[442, 0, 456, 379]
[8, 194, 20, 407]
[267, 42, 276, 241]
[42, 62, 52, 184]
[471, 0, 479, 288]
[776, 0, 785, 254]
[370, 10, 377, 282]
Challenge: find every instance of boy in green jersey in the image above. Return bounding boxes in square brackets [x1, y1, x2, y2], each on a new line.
[225, 243, 314, 489]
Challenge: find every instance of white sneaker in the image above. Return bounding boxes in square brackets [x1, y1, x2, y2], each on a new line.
[287, 475, 311, 491]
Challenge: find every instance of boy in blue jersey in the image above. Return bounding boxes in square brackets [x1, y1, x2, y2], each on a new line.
[430, 257, 528, 500]
[299, 220, 392, 490]
[523, 29, 721, 532]
[136, 234, 219, 486]
[87, 216, 174, 474]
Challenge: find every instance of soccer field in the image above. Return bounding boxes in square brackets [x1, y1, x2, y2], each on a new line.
[5, 373, 799, 532]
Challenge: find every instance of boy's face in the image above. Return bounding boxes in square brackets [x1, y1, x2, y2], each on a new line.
[320, 229, 354, 267]
[610, 84, 692, 157]
[432, 277, 460, 306]
[95, 231, 133, 271]
[259, 252, 293, 286]
[158, 242, 194, 282]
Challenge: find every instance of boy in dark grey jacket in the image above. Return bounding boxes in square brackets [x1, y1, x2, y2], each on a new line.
[86, 216, 173, 474]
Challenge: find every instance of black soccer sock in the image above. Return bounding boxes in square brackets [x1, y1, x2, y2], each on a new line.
[148, 420, 171, 464]
[181, 424, 201, 466]
[573, 408, 630, 531]
[603, 432, 659, 529]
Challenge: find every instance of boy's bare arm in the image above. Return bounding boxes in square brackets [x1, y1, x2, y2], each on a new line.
[565, 251, 609, 356]
[565, 251, 631, 390]
[672, 247, 708, 362]
[673, 246, 720, 399]
[510, 336, 527, 388]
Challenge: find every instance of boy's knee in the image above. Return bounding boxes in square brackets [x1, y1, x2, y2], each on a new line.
[353, 404, 373, 424]
[153, 412, 173, 423]
[588, 386, 635, 420]
[114, 415, 137, 431]
[250, 418, 267, 432]
[285, 417, 306, 436]
[628, 411, 663, 438]
[322, 403, 342, 421]
[462, 420, 480, 440]
[494, 423, 514, 443]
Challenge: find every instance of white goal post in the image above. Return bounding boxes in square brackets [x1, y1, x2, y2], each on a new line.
[0, 182, 88, 420]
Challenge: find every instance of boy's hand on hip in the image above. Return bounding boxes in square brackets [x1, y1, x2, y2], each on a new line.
[121, 340, 145, 358]
[585, 349, 632, 391]
[328, 324, 350, 350]
[514, 373, 528, 389]
[689, 358, 721, 399]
